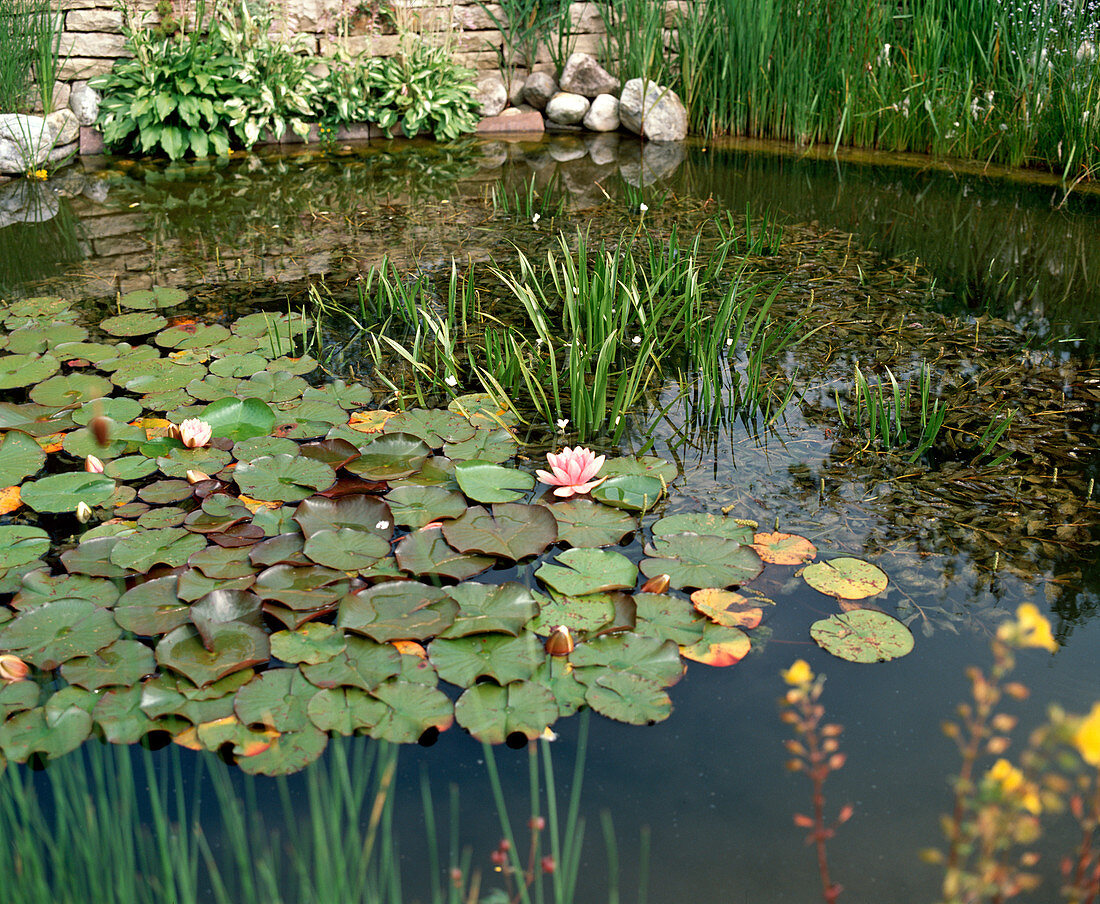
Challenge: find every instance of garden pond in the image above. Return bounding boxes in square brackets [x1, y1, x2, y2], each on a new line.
[0, 134, 1098, 903]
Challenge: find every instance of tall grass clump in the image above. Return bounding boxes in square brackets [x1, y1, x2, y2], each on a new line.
[671, 0, 1100, 176]
[0, 0, 45, 111]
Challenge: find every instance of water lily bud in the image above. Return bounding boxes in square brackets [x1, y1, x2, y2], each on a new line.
[85, 455, 105, 473]
[0, 654, 29, 683]
[186, 469, 210, 484]
[75, 501, 93, 522]
[545, 625, 574, 656]
[640, 573, 670, 593]
[168, 423, 182, 441]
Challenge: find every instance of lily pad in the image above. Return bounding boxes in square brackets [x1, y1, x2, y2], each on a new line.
[155, 623, 270, 687]
[535, 548, 638, 597]
[810, 610, 914, 663]
[393, 529, 494, 581]
[253, 564, 349, 610]
[234, 454, 336, 502]
[443, 503, 557, 561]
[0, 599, 121, 669]
[454, 680, 558, 744]
[384, 409, 477, 448]
[803, 558, 889, 600]
[270, 623, 346, 665]
[236, 725, 329, 776]
[439, 582, 540, 638]
[384, 485, 467, 529]
[367, 679, 454, 743]
[59, 639, 157, 690]
[119, 286, 188, 310]
[544, 499, 637, 548]
[751, 531, 818, 565]
[633, 593, 705, 645]
[583, 671, 671, 725]
[338, 581, 458, 642]
[0, 430, 43, 486]
[306, 686, 385, 735]
[343, 432, 430, 480]
[293, 494, 393, 538]
[592, 475, 664, 512]
[640, 534, 763, 590]
[201, 397, 276, 442]
[233, 668, 314, 731]
[0, 704, 92, 762]
[453, 460, 534, 503]
[601, 455, 677, 482]
[428, 633, 544, 687]
[0, 526, 50, 568]
[570, 634, 684, 687]
[20, 473, 116, 513]
[679, 623, 751, 667]
[109, 527, 208, 572]
[0, 353, 59, 389]
[527, 591, 614, 636]
[101, 311, 169, 337]
[113, 576, 191, 635]
[300, 636, 401, 691]
[652, 513, 754, 543]
[444, 427, 517, 463]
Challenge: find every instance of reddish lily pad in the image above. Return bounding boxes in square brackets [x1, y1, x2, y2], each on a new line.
[690, 588, 764, 628]
[680, 623, 751, 667]
[803, 557, 889, 600]
[810, 610, 914, 663]
[751, 531, 818, 565]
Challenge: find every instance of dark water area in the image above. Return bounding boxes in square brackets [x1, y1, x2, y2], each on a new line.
[2, 135, 1099, 903]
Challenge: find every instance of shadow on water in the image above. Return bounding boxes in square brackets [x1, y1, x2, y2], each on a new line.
[1, 135, 1099, 903]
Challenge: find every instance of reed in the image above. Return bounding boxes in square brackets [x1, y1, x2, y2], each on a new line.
[490, 172, 567, 222]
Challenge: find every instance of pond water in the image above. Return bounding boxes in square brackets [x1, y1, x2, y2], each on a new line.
[2, 134, 1099, 904]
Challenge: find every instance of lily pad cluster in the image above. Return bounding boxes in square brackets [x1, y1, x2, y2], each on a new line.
[0, 292, 812, 774]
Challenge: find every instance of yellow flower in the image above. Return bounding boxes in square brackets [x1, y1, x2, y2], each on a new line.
[997, 603, 1058, 653]
[987, 758, 1042, 814]
[781, 659, 813, 686]
[1073, 702, 1100, 767]
[27, 168, 48, 181]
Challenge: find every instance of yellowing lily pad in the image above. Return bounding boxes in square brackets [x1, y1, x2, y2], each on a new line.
[803, 557, 888, 600]
[810, 610, 914, 663]
[751, 531, 818, 565]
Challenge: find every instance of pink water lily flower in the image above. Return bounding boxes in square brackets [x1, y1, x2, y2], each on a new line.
[179, 418, 212, 449]
[84, 455, 105, 473]
[536, 446, 607, 498]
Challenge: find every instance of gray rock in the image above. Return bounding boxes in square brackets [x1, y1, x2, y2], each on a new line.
[559, 52, 620, 99]
[47, 110, 80, 147]
[0, 114, 52, 174]
[82, 176, 110, 203]
[69, 82, 101, 126]
[474, 73, 508, 118]
[583, 94, 619, 132]
[46, 139, 78, 166]
[0, 180, 58, 228]
[522, 71, 558, 111]
[545, 91, 590, 125]
[618, 78, 688, 142]
[547, 136, 587, 162]
[506, 72, 527, 107]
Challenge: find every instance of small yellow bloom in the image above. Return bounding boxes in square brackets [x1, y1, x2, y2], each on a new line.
[28, 168, 48, 181]
[781, 659, 813, 686]
[997, 603, 1058, 653]
[1073, 701, 1100, 767]
[989, 757, 1023, 793]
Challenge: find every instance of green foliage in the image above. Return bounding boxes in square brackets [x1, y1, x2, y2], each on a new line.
[0, 0, 63, 113]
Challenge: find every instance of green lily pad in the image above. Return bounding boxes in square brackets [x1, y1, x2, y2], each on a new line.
[109, 527, 208, 572]
[544, 499, 637, 548]
[591, 475, 664, 512]
[112, 358, 206, 394]
[810, 610, 914, 663]
[0, 526, 50, 568]
[535, 548, 638, 597]
[60, 536, 131, 578]
[444, 427, 517, 463]
[234, 454, 336, 502]
[156, 323, 231, 350]
[239, 371, 309, 403]
[633, 592, 705, 646]
[570, 633, 684, 688]
[210, 353, 269, 378]
[270, 623, 346, 665]
[443, 503, 557, 561]
[343, 432, 431, 480]
[439, 582, 540, 638]
[640, 534, 763, 590]
[200, 397, 277, 442]
[233, 668, 314, 731]
[118, 286, 188, 310]
[156, 446, 232, 479]
[93, 685, 166, 744]
[253, 564, 349, 610]
[601, 455, 677, 482]
[651, 513, 754, 543]
[384, 409, 477, 448]
[234, 435, 299, 462]
[393, 529, 494, 581]
[101, 311, 168, 337]
[190, 590, 263, 647]
[367, 679, 454, 743]
[293, 494, 393, 538]
[12, 571, 120, 610]
[384, 485, 467, 529]
[0, 599, 121, 669]
[300, 635, 401, 691]
[0, 681, 40, 720]
[155, 623, 270, 688]
[0, 430, 45, 486]
[74, 397, 143, 426]
[236, 725, 329, 776]
[296, 438, 361, 469]
[20, 472, 115, 513]
[338, 581, 458, 642]
[277, 399, 347, 426]
[454, 680, 558, 744]
[453, 460, 534, 503]
[306, 686, 385, 735]
[0, 704, 92, 762]
[803, 558, 889, 600]
[584, 671, 671, 725]
[303, 379, 374, 410]
[304, 528, 390, 571]
[113, 575, 191, 635]
[249, 533, 309, 568]
[106, 455, 159, 481]
[0, 353, 59, 389]
[428, 633, 544, 688]
[139, 479, 193, 505]
[63, 420, 146, 460]
[59, 639, 156, 690]
[527, 591, 615, 636]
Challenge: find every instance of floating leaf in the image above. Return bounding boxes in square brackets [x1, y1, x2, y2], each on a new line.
[0, 430, 45, 486]
[367, 679, 453, 743]
[119, 286, 187, 310]
[444, 427, 517, 463]
[0, 526, 49, 568]
[810, 610, 914, 663]
[0, 599, 121, 669]
[233, 668, 314, 731]
[751, 532, 818, 565]
[439, 582, 540, 638]
[109, 527, 207, 572]
[201, 397, 276, 442]
[641, 534, 762, 590]
[338, 581, 458, 642]
[234, 454, 335, 502]
[393, 529, 494, 582]
[0, 704, 92, 762]
[454, 680, 558, 744]
[0, 353, 59, 389]
[20, 473, 115, 513]
[428, 634, 544, 687]
[155, 623, 270, 688]
[344, 432, 430, 480]
[443, 503, 557, 561]
[236, 725, 328, 776]
[304, 528, 390, 571]
[306, 687, 385, 735]
[591, 475, 663, 511]
[101, 311, 168, 337]
[527, 592, 614, 636]
[584, 671, 671, 725]
[690, 589, 764, 628]
[570, 634, 684, 687]
[29, 374, 113, 408]
[253, 564, 349, 610]
[384, 409, 476, 448]
[113, 576, 191, 635]
[652, 513, 753, 543]
[803, 557, 888, 600]
[535, 548, 637, 597]
[680, 623, 751, 667]
[384, 485, 467, 529]
[544, 499, 636, 548]
[453, 460, 534, 503]
[633, 593, 705, 645]
[270, 623, 346, 665]
[600, 455, 677, 482]
[59, 639, 156, 690]
[300, 636, 401, 691]
[293, 495, 392, 538]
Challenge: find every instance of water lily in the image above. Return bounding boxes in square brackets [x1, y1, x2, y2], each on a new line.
[75, 501, 93, 523]
[536, 446, 606, 498]
[0, 654, 29, 683]
[85, 455, 105, 473]
[179, 418, 212, 449]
